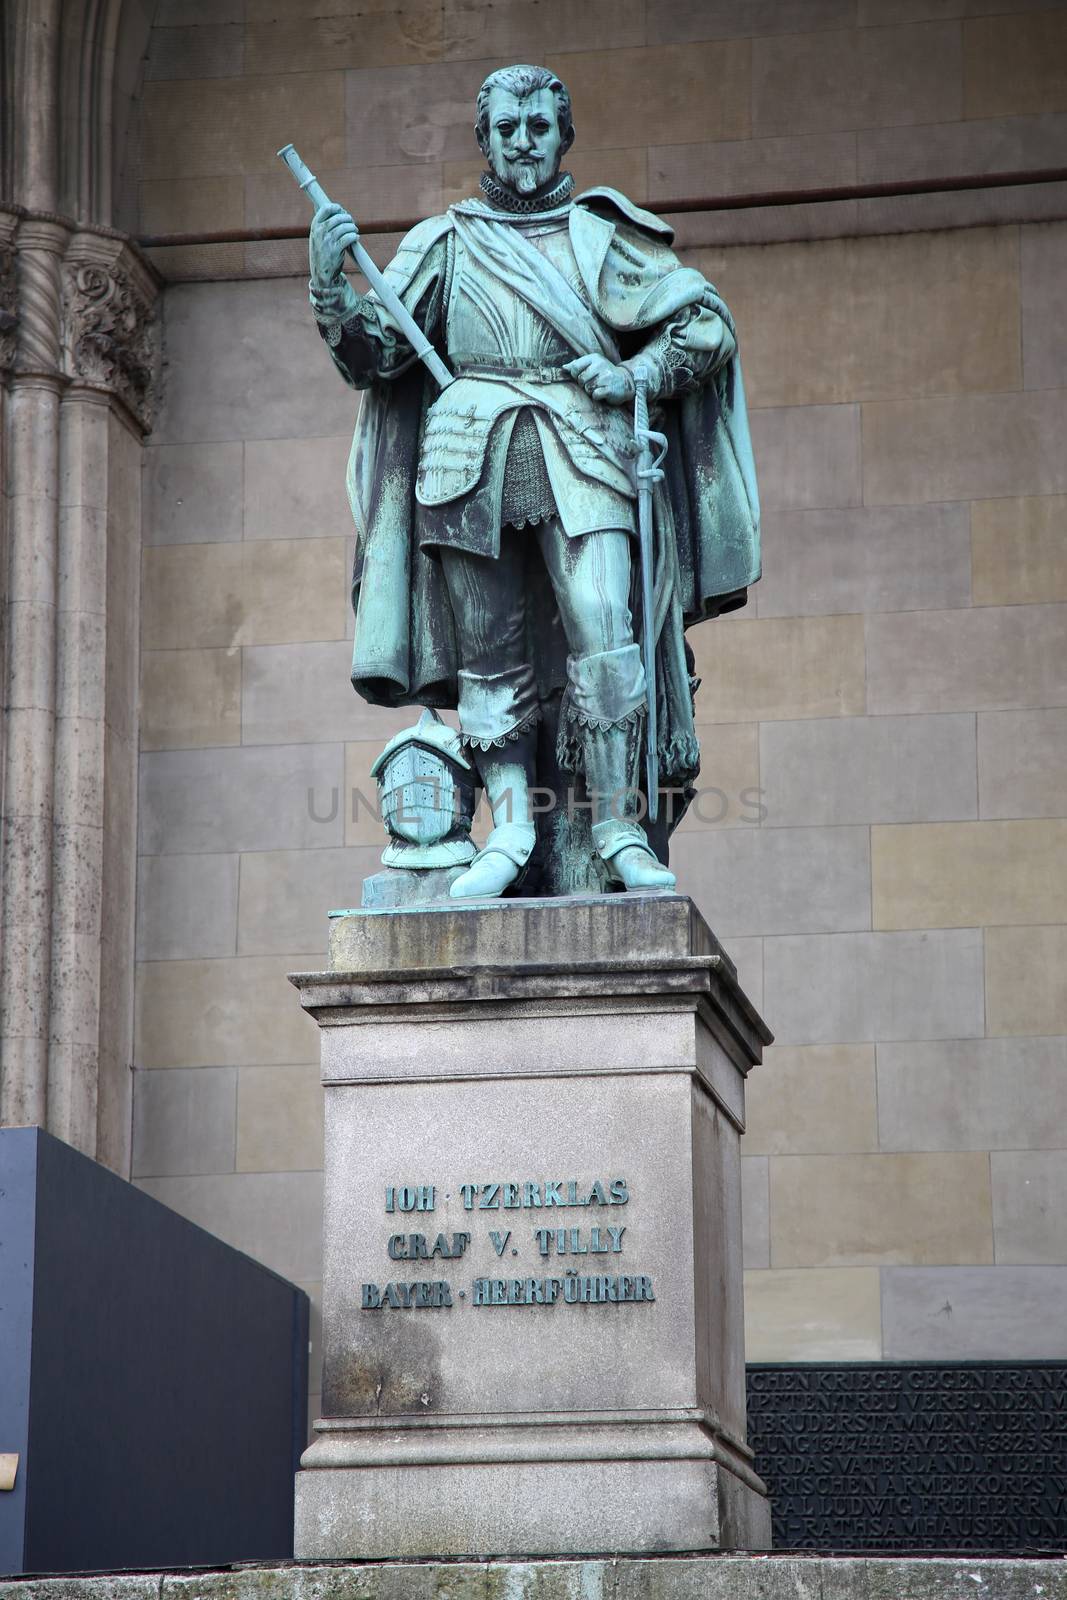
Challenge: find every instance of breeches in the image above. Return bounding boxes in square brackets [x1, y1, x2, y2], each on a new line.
[440, 520, 646, 751]
[440, 519, 634, 675]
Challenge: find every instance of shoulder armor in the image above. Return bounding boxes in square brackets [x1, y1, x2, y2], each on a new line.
[574, 187, 675, 244]
[398, 213, 454, 253]
[382, 212, 454, 289]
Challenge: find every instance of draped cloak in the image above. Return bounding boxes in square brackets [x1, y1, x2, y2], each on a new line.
[344, 187, 761, 803]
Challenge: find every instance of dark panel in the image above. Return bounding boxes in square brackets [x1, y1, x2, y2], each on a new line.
[0, 1130, 38, 1574]
[20, 1130, 308, 1575]
[747, 1363, 1067, 1552]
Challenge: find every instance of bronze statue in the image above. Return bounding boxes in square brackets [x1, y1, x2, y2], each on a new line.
[295, 64, 760, 901]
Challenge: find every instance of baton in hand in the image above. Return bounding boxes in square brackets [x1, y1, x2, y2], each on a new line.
[632, 365, 668, 823]
[278, 142, 453, 391]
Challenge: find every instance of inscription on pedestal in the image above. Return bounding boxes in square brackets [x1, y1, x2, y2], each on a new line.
[360, 1174, 657, 1313]
[747, 1363, 1067, 1551]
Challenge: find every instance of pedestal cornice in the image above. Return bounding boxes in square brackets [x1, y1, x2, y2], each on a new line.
[290, 895, 772, 1106]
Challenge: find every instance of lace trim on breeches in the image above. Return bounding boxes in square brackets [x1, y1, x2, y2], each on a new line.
[460, 707, 541, 752]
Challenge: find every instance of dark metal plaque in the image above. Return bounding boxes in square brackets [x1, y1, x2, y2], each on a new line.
[746, 1363, 1067, 1552]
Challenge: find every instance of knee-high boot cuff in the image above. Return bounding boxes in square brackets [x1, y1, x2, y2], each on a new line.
[565, 644, 646, 729]
[457, 665, 539, 751]
[556, 645, 646, 773]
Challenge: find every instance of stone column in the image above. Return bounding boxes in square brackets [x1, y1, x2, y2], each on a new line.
[48, 377, 111, 1148]
[50, 232, 157, 1156]
[291, 894, 773, 1560]
[0, 215, 66, 1128]
[0, 209, 158, 1162]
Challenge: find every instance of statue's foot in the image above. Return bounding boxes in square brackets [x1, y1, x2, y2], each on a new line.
[449, 852, 521, 899]
[608, 844, 676, 892]
[449, 823, 535, 900]
[591, 819, 675, 893]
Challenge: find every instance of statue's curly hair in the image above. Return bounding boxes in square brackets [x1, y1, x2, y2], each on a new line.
[475, 65, 574, 154]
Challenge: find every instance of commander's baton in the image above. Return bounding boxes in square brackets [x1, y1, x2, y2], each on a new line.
[278, 142, 453, 391]
[633, 365, 667, 824]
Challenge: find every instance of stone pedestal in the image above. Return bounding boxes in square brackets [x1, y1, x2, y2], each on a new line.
[289, 893, 773, 1560]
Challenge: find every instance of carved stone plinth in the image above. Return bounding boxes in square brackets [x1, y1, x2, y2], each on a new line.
[289, 894, 773, 1559]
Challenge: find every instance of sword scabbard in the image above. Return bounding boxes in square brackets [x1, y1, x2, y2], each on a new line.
[633, 365, 659, 824]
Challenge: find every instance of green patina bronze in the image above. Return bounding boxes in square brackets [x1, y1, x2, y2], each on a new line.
[290, 63, 760, 903]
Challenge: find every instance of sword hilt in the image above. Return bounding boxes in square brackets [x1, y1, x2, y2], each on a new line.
[634, 365, 650, 434]
[636, 432, 668, 482]
[633, 367, 667, 482]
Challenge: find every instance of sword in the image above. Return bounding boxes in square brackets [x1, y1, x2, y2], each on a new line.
[632, 365, 668, 823]
[278, 142, 453, 391]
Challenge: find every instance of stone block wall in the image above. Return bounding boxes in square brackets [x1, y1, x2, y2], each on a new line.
[129, 1, 1067, 1419]
[132, 2, 1067, 248]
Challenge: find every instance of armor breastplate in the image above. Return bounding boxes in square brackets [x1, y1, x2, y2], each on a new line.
[416, 215, 635, 516]
[445, 223, 579, 370]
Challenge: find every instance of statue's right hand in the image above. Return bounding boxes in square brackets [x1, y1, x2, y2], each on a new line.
[309, 202, 360, 287]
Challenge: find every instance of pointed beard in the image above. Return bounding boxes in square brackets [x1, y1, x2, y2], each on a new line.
[513, 162, 543, 195]
[491, 152, 557, 197]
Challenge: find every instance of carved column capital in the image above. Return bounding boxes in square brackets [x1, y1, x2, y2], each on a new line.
[61, 232, 162, 433]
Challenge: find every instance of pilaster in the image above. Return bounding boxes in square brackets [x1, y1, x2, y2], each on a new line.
[0, 203, 159, 1167]
[1, 215, 67, 1129]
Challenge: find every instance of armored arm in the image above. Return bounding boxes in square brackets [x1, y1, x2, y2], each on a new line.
[311, 281, 409, 389]
[306, 204, 415, 381]
[622, 297, 736, 401]
[304, 197, 405, 387]
[310, 234, 450, 391]
[563, 299, 733, 410]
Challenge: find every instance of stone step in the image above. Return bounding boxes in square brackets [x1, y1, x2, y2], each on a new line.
[3, 1557, 1066, 1600]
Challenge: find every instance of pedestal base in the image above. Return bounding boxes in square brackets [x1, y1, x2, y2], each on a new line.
[291, 895, 772, 1562]
[295, 1413, 771, 1559]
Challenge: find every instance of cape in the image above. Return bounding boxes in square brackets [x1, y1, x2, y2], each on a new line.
[344, 187, 761, 799]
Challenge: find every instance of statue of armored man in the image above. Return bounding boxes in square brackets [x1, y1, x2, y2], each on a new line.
[303, 63, 760, 901]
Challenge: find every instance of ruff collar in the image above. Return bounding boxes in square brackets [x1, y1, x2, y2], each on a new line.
[478, 170, 575, 215]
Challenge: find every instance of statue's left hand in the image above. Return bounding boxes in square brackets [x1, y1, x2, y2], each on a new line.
[563, 354, 636, 405]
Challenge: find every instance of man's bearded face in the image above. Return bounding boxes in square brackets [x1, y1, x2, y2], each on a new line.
[484, 86, 564, 196]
